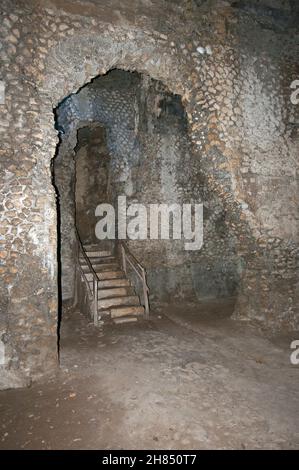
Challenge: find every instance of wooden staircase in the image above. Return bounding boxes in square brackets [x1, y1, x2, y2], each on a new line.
[77, 240, 149, 325]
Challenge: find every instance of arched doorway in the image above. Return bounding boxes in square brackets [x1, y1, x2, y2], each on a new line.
[51, 67, 240, 345]
[4, 27, 251, 383]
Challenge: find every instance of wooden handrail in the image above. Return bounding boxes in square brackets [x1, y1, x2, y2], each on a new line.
[120, 241, 144, 273]
[118, 241, 150, 318]
[75, 230, 150, 322]
[75, 228, 98, 326]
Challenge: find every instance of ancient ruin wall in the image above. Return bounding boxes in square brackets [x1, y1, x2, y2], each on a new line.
[75, 125, 110, 245]
[0, 0, 298, 386]
[55, 70, 239, 304]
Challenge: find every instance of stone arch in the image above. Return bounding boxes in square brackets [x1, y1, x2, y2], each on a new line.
[0, 0, 297, 396]
[41, 31, 246, 237]
[5, 28, 252, 383]
[39, 30, 249, 325]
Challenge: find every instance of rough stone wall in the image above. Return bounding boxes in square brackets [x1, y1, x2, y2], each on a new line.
[54, 70, 141, 300]
[0, 0, 298, 386]
[56, 70, 239, 304]
[53, 123, 111, 301]
[217, 2, 299, 328]
[75, 125, 110, 245]
[122, 77, 240, 303]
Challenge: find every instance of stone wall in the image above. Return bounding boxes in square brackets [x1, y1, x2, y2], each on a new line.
[0, 0, 298, 386]
[55, 70, 240, 304]
[75, 125, 110, 245]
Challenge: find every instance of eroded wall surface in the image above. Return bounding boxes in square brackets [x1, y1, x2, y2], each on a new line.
[75, 125, 110, 245]
[0, 0, 298, 386]
[55, 70, 240, 304]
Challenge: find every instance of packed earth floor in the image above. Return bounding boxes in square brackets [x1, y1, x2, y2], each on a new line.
[0, 301, 299, 450]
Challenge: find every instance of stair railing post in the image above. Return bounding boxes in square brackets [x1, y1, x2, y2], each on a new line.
[142, 269, 150, 319]
[93, 276, 98, 326]
[122, 244, 127, 275]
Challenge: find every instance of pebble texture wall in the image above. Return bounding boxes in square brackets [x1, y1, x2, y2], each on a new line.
[55, 70, 240, 304]
[75, 126, 111, 245]
[0, 0, 298, 387]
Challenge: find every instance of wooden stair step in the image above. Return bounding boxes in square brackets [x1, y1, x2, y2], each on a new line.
[83, 243, 112, 251]
[94, 264, 120, 272]
[80, 255, 116, 262]
[97, 271, 125, 280]
[110, 305, 145, 318]
[113, 316, 138, 324]
[97, 278, 130, 288]
[80, 257, 116, 266]
[98, 295, 140, 310]
[98, 286, 134, 299]
[84, 250, 112, 257]
[82, 263, 119, 272]
[85, 271, 124, 281]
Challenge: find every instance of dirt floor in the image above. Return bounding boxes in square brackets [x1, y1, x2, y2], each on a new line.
[0, 300, 299, 450]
